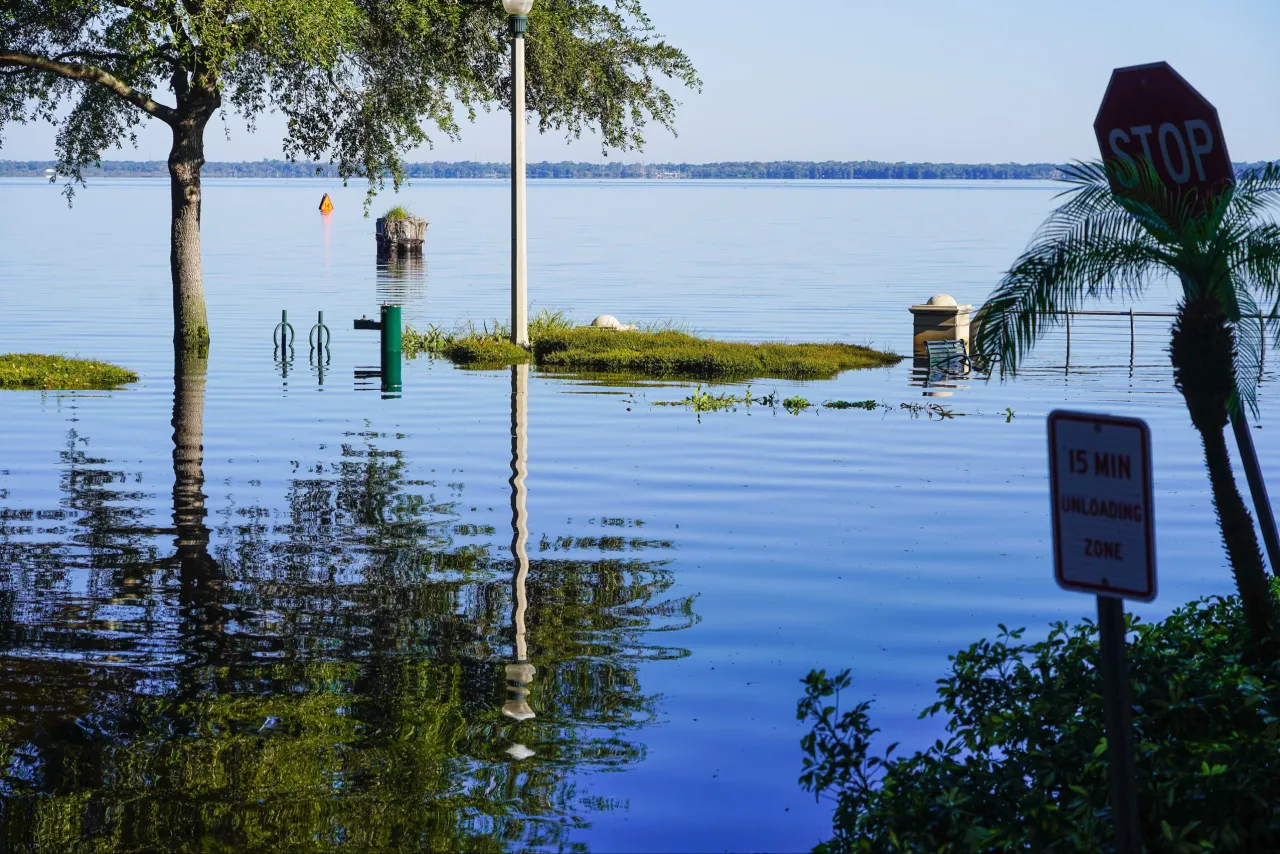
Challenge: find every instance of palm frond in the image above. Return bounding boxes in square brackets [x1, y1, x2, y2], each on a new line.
[1228, 224, 1280, 311]
[1103, 156, 1200, 241]
[1227, 163, 1280, 222]
[975, 211, 1167, 371]
[1227, 223, 1280, 410]
[981, 157, 1280, 398]
[1229, 275, 1264, 417]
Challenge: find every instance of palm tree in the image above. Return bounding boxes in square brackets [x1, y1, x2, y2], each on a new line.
[974, 159, 1280, 639]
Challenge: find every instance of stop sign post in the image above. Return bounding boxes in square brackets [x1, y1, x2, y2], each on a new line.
[1094, 61, 1233, 200]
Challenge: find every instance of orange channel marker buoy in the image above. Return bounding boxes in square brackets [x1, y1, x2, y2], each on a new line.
[319, 193, 334, 214]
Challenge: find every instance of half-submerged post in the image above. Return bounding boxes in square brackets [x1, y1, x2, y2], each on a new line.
[908, 294, 972, 369]
[375, 216, 428, 260]
[380, 304, 402, 394]
[353, 305, 403, 395]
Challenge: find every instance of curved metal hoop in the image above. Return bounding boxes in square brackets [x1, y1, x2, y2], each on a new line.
[309, 310, 332, 352]
[273, 309, 296, 349]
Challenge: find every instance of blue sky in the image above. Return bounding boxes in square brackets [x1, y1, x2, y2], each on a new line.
[4, 0, 1278, 163]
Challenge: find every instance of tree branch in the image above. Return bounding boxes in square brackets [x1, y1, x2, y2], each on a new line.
[53, 47, 182, 69]
[0, 51, 176, 124]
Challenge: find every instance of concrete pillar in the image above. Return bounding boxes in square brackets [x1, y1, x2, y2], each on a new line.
[908, 294, 973, 367]
[375, 216, 428, 259]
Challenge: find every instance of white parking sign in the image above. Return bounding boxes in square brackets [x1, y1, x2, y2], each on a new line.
[1048, 411, 1156, 601]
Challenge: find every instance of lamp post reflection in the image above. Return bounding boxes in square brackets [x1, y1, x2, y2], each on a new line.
[503, 363, 536, 757]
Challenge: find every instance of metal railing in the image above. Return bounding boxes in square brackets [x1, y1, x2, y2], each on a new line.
[1012, 308, 1268, 373]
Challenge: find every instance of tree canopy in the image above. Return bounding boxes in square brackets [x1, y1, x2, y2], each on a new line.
[0, 0, 699, 192]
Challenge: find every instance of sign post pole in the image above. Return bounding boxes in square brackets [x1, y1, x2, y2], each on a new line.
[1230, 411, 1280, 576]
[1096, 595, 1141, 853]
[1048, 409, 1155, 853]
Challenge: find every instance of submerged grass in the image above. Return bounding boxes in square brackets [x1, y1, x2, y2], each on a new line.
[652, 384, 777, 412]
[655, 393, 965, 420]
[0, 354, 138, 390]
[404, 310, 900, 381]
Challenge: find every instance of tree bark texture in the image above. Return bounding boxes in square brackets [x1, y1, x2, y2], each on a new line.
[1171, 296, 1277, 638]
[169, 113, 212, 352]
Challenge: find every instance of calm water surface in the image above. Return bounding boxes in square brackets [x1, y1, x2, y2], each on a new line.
[1, 178, 1277, 852]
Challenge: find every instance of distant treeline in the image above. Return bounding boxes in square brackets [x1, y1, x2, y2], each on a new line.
[2, 159, 1276, 180]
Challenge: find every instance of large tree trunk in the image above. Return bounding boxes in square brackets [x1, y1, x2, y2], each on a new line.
[1172, 296, 1276, 640]
[168, 115, 211, 352]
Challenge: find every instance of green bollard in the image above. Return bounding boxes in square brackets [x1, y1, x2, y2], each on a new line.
[380, 304, 402, 393]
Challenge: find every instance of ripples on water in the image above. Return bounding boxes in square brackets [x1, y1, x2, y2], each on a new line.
[1, 178, 1278, 851]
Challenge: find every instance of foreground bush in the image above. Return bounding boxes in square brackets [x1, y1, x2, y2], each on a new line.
[0, 354, 137, 390]
[404, 312, 899, 381]
[799, 589, 1280, 852]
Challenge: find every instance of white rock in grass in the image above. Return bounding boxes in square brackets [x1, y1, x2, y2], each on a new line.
[591, 314, 637, 331]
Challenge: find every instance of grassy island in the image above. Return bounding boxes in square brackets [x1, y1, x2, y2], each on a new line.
[404, 313, 900, 381]
[0, 354, 138, 390]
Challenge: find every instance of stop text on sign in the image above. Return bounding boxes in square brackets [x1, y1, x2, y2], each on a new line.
[1048, 411, 1156, 601]
[1104, 120, 1217, 185]
[1093, 61, 1234, 201]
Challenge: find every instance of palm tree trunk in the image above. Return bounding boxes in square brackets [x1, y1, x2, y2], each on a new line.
[1172, 296, 1277, 640]
[168, 115, 211, 352]
[1197, 422, 1276, 636]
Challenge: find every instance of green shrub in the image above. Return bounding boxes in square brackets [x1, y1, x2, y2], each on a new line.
[799, 588, 1280, 852]
[382, 204, 412, 221]
[0, 354, 137, 390]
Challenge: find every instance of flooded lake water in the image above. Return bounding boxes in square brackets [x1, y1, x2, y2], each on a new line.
[1, 177, 1276, 851]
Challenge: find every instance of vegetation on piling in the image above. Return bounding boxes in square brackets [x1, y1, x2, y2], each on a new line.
[799, 583, 1280, 853]
[403, 311, 900, 381]
[382, 204, 413, 221]
[0, 354, 137, 390]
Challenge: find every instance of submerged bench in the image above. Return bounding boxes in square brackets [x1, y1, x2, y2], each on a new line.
[925, 339, 971, 374]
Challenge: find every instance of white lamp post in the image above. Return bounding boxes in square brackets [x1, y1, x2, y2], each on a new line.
[504, 0, 533, 347]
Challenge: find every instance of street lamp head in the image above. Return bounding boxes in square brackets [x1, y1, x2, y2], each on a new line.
[503, 0, 533, 14]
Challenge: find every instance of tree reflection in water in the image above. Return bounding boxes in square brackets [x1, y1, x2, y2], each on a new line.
[0, 360, 696, 851]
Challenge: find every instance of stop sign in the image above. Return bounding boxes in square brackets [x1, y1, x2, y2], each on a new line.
[1094, 62, 1234, 199]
